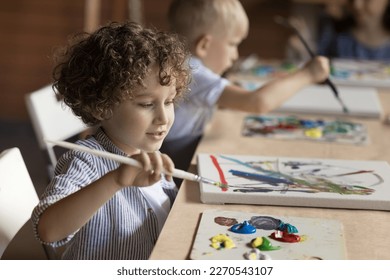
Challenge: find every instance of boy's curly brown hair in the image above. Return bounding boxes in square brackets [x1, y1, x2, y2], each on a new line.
[52, 21, 191, 126]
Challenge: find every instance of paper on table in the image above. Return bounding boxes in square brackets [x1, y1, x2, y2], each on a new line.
[238, 80, 382, 118]
[276, 84, 382, 118]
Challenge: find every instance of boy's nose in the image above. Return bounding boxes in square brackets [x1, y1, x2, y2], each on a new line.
[232, 47, 239, 61]
[154, 106, 169, 124]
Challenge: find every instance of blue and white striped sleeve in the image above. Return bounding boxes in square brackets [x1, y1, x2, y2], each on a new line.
[31, 150, 102, 247]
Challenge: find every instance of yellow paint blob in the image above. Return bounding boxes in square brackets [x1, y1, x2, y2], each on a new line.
[210, 234, 236, 249]
[251, 237, 263, 248]
[304, 128, 322, 139]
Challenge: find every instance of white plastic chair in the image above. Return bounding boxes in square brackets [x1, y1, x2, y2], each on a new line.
[25, 85, 88, 176]
[0, 147, 48, 259]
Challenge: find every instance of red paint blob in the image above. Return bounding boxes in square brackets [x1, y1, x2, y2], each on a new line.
[269, 230, 301, 243]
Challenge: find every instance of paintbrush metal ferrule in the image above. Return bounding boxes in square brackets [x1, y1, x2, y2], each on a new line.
[196, 175, 230, 188]
[197, 176, 218, 185]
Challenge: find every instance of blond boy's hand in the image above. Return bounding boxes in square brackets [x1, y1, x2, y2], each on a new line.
[302, 56, 330, 84]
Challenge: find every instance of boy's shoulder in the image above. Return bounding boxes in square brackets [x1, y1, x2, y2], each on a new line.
[189, 56, 229, 85]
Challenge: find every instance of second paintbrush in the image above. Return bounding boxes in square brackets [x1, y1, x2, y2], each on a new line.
[274, 16, 349, 113]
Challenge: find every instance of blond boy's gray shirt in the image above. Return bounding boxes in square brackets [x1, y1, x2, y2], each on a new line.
[166, 56, 230, 140]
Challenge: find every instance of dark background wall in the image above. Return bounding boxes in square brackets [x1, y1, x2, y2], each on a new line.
[0, 0, 305, 121]
[0, 0, 129, 121]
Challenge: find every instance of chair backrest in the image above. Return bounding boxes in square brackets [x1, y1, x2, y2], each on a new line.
[0, 147, 47, 259]
[25, 85, 87, 168]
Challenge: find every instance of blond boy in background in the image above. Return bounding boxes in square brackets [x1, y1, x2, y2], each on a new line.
[160, 0, 330, 178]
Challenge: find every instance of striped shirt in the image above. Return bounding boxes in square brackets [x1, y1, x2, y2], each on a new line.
[31, 128, 177, 259]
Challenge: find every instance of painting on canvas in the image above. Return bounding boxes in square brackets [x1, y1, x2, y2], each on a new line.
[190, 209, 346, 260]
[197, 154, 390, 210]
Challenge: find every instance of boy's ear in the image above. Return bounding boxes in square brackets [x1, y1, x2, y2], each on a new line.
[194, 34, 212, 58]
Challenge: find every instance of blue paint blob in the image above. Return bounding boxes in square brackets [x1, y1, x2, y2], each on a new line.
[230, 221, 256, 234]
[278, 222, 298, 233]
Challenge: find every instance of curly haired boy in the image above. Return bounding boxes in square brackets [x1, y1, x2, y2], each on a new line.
[32, 21, 191, 259]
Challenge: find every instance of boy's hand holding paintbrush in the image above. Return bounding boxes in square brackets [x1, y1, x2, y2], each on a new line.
[275, 16, 349, 113]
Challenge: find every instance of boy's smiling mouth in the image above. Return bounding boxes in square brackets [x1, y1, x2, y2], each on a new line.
[146, 130, 167, 140]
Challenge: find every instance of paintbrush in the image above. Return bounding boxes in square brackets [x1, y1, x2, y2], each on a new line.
[45, 139, 228, 188]
[274, 16, 349, 113]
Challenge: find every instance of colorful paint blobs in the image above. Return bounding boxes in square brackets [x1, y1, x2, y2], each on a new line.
[242, 115, 368, 145]
[190, 210, 346, 260]
[214, 216, 301, 252]
[223, 216, 300, 250]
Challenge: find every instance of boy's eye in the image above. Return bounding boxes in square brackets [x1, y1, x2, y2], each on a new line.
[137, 98, 175, 108]
[138, 103, 153, 108]
[165, 99, 175, 105]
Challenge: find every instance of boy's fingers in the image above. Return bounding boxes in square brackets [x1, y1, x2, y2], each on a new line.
[137, 151, 151, 172]
[133, 151, 174, 181]
[161, 153, 174, 173]
[161, 152, 175, 181]
[149, 151, 163, 180]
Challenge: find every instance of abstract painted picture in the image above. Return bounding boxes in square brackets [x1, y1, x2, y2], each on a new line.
[197, 154, 390, 210]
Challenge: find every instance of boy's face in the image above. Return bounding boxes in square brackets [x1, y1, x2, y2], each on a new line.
[102, 69, 176, 155]
[200, 24, 247, 75]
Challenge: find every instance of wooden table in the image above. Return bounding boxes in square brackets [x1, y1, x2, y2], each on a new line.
[150, 92, 390, 260]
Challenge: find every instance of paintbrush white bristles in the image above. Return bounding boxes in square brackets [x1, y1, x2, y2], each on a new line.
[45, 139, 211, 184]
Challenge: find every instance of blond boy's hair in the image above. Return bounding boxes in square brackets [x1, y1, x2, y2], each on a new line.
[168, 0, 249, 48]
